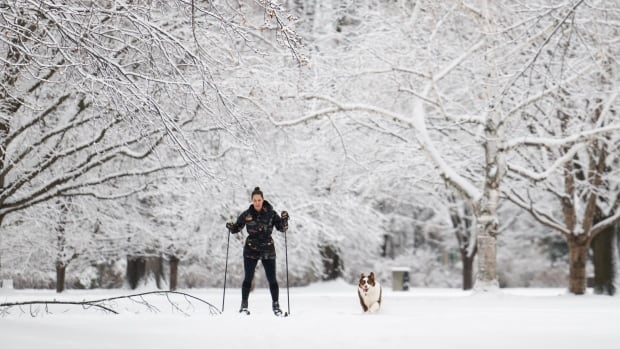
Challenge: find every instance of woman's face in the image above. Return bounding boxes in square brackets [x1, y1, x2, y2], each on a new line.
[252, 194, 264, 211]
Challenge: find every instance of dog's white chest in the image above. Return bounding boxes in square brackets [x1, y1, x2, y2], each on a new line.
[359, 284, 381, 311]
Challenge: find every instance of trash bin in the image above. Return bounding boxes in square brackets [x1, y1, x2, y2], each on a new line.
[1, 279, 13, 290]
[391, 267, 410, 291]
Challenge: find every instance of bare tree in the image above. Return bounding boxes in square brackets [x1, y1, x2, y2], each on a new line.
[259, 0, 620, 292]
[447, 194, 477, 290]
[508, 106, 619, 294]
[0, 0, 303, 286]
[502, 1, 620, 294]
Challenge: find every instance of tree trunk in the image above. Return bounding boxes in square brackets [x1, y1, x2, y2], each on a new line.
[476, 230, 498, 289]
[169, 256, 179, 291]
[567, 237, 589, 295]
[126, 255, 165, 290]
[591, 226, 617, 295]
[0, 214, 4, 279]
[474, 118, 503, 291]
[448, 197, 477, 290]
[381, 234, 395, 259]
[461, 251, 475, 290]
[56, 262, 66, 293]
[320, 244, 343, 280]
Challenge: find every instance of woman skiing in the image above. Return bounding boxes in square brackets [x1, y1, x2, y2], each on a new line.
[226, 186, 289, 315]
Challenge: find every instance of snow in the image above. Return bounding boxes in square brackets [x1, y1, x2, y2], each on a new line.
[3, 280, 620, 348]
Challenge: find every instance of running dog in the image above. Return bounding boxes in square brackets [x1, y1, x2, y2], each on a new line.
[358, 272, 382, 313]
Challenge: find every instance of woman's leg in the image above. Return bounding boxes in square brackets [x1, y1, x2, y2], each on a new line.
[261, 258, 279, 303]
[241, 257, 259, 309]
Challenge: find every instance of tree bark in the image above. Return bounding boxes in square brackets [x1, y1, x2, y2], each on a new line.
[56, 262, 66, 293]
[320, 244, 343, 280]
[476, 231, 498, 289]
[169, 256, 179, 291]
[473, 1, 503, 290]
[461, 251, 475, 290]
[0, 214, 4, 278]
[591, 225, 616, 295]
[448, 197, 477, 290]
[474, 117, 503, 290]
[126, 255, 165, 290]
[381, 234, 395, 259]
[567, 236, 589, 295]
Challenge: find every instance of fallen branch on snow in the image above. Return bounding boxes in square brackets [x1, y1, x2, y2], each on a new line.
[0, 291, 221, 317]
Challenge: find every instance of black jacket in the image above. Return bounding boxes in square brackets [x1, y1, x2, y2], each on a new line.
[230, 200, 287, 259]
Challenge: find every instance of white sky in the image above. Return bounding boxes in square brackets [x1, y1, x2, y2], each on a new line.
[2, 280, 620, 349]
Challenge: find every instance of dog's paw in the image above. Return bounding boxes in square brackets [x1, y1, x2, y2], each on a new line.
[368, 303, 380, 313]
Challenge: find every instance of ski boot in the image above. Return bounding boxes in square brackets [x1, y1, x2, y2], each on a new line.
[272, 301, 283, 316]
[239, 300, 250, 315]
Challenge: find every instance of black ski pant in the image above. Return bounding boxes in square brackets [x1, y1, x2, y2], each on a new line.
[241, 257, 279, 305]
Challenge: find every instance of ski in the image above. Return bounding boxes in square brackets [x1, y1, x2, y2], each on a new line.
[273, 309, 289, 317]
[237, 309, 289, 316]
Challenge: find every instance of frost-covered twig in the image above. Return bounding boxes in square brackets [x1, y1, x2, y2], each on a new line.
[0, 291, 221, 317]
[0, 300, 118, 315]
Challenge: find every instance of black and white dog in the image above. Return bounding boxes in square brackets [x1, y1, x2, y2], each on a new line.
[358, 272, 382, 313]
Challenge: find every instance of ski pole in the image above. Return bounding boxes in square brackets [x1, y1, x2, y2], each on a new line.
[284, 229, 290, 316]
[222, 228, 231, 313]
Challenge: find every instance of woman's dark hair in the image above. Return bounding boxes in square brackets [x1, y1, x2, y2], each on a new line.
[251, 186, 263, 198]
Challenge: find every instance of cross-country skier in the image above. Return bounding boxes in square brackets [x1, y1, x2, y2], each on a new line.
[226, 187, 289, 316]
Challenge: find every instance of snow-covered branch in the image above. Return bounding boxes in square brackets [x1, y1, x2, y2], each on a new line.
[433, 39, 485, 83]
[411, 97, 482, 201]
[0, 157, 186, 217]
[269, 94, 415, 128]
[507, 143, 586, 182]
[498, 0, 587, 97]
[591, 208, 620, 237]
[504, 188, 570, 236]
[0, 291, 221, 316]
[502, 124, 620, 151]
[505, 64, 595, 119]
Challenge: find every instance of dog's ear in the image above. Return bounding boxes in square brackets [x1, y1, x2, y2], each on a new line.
[360, 273, 365, 279]
[369, 272, 375, 280]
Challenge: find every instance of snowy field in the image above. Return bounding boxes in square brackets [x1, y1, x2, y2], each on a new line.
[2, 279, 620, 349]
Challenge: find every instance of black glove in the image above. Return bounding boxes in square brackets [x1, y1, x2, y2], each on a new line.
[281, 211, 289, 232]
[226, 222, 235, 231]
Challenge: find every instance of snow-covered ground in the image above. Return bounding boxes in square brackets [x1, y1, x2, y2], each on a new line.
[2, 280, 620, 349]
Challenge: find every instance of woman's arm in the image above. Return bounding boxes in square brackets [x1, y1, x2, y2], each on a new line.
[228, 211, 248, 234]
